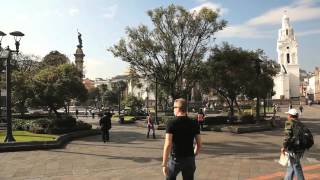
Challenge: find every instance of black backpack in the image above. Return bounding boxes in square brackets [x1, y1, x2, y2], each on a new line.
[291, 121, 314, 151]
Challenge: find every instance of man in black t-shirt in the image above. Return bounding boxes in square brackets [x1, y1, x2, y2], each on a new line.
[162, 98, 202, 180]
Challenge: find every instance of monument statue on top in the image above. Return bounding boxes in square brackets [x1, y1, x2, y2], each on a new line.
[77, 31, 83, 48]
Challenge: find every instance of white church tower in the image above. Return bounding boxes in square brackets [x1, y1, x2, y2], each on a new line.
[273, 13, 300, 99]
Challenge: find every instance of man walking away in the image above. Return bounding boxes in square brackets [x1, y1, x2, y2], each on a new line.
[75, 109, 79, 119]
[281, 108, 306, 180]
[162, 98, 202, 180]
[100, 111, 112, 143]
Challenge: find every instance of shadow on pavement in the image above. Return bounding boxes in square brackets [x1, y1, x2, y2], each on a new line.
[48, 149, 162, 163]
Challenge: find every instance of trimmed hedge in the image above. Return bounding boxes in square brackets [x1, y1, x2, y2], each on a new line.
[204, 116, 229, 125]
[13, 116, 92, 134]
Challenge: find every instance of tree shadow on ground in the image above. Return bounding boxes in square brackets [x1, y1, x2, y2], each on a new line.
[78, 130, 162, 144]
[49, 149, 162, 163]
[201, 141, 320, 160]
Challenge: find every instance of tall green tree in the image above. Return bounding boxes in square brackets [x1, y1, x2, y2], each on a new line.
[204, 43, 258, 119]
[41, 50, 69, 67]
[243, 50, 280, 120]
[11, 54, 41, 115]
[204, 43, 279, 120]
[109, 4, 226, 99]
[32, 64, 87, 117]
[123, 94, 144, 112]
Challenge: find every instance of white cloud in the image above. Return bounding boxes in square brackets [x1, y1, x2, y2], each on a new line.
[190, 2, 228, 15]
[84, 57, 128, 79]
[69, 8, 79, 16]
[216, 25, 273, 39]
[102, 4, 118, 19]
[217, 0, 320, 38]
[296, 28, 320, 36]
[247, 0, 320, 26]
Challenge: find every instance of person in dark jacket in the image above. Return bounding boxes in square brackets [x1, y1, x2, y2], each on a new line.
[100, 111, 112, 143]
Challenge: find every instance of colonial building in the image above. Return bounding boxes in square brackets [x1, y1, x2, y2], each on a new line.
[273, 13, 300, 99]
[82, 78, 95, 90]
[315, 67, 320, 103]
[94, 78, 110, 88]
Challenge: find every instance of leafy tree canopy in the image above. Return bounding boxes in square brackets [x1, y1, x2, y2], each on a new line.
[109, 4, 227, 99]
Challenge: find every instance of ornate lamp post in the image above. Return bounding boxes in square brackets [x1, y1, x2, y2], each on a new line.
[0, 30, 24, 142]
[253, 58, 263, 122]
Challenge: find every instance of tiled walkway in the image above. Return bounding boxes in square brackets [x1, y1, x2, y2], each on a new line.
[0, 105, 319, 180]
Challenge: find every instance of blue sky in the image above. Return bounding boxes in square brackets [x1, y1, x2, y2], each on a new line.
[1, 0, 319, 79]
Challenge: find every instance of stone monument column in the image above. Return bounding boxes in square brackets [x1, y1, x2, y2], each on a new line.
[74, 31, 85, 78]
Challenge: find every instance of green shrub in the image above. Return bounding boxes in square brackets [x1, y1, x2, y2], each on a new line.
[52, 115, 76, 128]
[204, 116, 229, 125]
[13, 118, 53, 134]
[159, 116, 175, 125]
[75, 120, 92, 130]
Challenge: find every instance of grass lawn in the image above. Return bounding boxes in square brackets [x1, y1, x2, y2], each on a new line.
[0, 131, 57, 142]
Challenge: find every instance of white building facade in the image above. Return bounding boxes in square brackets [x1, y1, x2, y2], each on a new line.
[273, 13, 300, 99]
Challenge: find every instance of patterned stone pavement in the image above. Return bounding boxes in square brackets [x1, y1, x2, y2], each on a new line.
[0, 105, 319, 180]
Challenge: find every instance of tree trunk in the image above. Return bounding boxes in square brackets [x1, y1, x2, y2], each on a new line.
[263, 98, 266, 117]
[229, 99, 235, 124]
[234, 99, 242, 114]
[256, 97, 260, 122]
[50, 105, 60, 119]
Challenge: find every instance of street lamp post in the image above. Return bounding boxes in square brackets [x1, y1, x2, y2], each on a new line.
[0, 30, 24, 142]
[253, 58, 263, 122]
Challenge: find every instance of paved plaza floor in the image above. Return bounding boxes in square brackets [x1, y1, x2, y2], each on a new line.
[0, 105, 319, 180]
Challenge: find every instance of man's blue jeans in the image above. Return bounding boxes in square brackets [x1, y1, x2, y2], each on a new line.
[166, 156, 196, 180]
[284, 156, 305, 180]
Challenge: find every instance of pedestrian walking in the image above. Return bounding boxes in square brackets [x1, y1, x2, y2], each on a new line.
[146, 112, 156, 139]
[281, 109, 306, 180]
[197, 109, 205, 131]
[273, 104, 277, 116]
[162, 98, 202, 180]
[92, 110, 95, 119]
[75, 109, 79, 119]
[299, 104, 303, 114]
[100, 111, 112, 143]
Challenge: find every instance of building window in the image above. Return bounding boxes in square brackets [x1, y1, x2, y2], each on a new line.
[287, 47, 289, 49]
[287, 53, 290, 63]
[286, 29, 288, 35]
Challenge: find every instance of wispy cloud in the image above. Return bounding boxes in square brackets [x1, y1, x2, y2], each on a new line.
[216, 25, 273, 38]
[247, 0, 320, 26]
[190, 2, 228, 15]
[102, 4, 118, 19]
[296, 28, 320, 36]
[69, 8, 79, 16]
[217, 0, 320, 38]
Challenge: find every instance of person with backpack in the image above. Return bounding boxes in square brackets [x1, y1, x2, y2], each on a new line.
[281, 108, 314, 180]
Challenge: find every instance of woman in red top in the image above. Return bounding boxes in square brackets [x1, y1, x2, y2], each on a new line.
[197, 109, 205, 131]
[146, 112, 156, 139]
